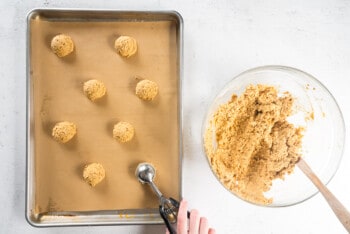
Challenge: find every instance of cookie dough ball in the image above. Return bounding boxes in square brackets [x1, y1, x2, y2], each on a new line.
[83, 79, 107, 101]
[136, 79, 159, 101]
[114, 36, 138, 58]
[51, 34, 74, 57]
[52, 121, 77, 143]
[83, 163, 105, 187]
[113, 122, 134, 143]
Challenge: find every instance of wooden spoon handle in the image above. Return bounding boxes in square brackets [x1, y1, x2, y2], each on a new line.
[297, 158, 350, 232]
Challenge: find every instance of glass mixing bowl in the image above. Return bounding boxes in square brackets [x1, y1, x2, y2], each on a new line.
[202, 65, 345, 207]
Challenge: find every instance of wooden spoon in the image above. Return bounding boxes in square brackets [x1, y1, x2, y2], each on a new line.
[297, 158, 350, 232]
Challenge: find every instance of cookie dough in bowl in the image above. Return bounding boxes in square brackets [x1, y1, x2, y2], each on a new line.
[51, 34, 74, 57]
[204, 84, 303, 205]
[203, 65, 345, 207]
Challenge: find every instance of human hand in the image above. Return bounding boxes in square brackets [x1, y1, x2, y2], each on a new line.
[166, 200, 216, 234]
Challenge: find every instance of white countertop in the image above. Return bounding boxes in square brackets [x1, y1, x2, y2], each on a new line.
[1, 0, 350, 233]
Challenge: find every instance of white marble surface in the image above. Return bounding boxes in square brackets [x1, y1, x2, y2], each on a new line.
[1, 0, 350, 233]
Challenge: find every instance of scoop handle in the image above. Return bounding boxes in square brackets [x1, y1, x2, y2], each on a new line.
[298, 158, 350, 232]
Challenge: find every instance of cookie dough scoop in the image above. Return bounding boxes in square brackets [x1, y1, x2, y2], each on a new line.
[135, 163, 189, 234]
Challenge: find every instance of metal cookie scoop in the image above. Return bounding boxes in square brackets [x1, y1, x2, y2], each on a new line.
[135, 163, 186, 234]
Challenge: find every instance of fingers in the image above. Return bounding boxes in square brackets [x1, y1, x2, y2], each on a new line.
[177, 200, 188, 234]
[189, 209, 200, 234]
[165, 228, 170, 234]
[189, 210, 214, 234]
[199, 217, 209, 234]
[175, 200, 215, 234]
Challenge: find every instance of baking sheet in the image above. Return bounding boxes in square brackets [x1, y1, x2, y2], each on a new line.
[26, 9, 183, 226]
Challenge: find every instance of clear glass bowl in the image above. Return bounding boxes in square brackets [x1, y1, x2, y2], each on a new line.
[202, 65, 345, 207]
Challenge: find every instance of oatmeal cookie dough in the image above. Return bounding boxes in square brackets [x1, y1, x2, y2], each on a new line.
[83, 79, 107, 101]
[113, 121, 134, 143]
[52, 121, 77, 143]
[50, 34, 74, 57]
[114, 36, 138, 58]
[135, 79, 159, 101]
[204, 84, 304, 205]
[83, 163, 105, 187]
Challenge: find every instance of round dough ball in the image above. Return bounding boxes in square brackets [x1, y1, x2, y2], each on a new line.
[113, 122, 134, 143]
[114, 36, 137, 58]
[83, 163, 105, 187]
[83, 79, 107, 101]
[52, 121, 77, 143]
[51, 34, 74, 57]
[135, 79, 159, 101]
